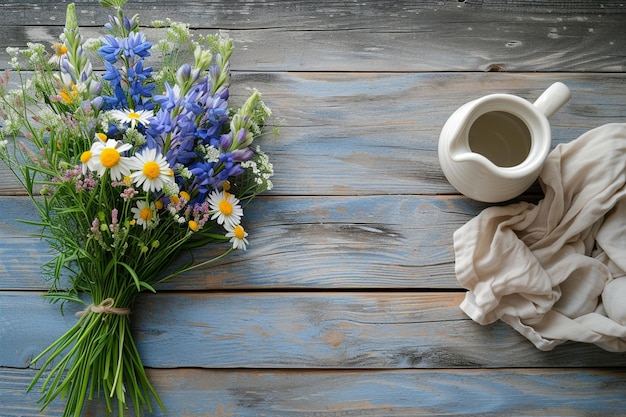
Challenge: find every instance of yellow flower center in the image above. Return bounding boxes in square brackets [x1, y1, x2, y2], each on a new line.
[218, 199, 233, 215]
[80, 150, 92, 164]
[54, 43, 68, 56]
[188, 220, 199, 232]
[155, 200, 164, 210]
[180, 191, 190, 201]
[140, 207, 153, 221]
[142, 161, 161, 180]
[128, 111, 140, 120]
[96, 132, 107, 142]
[100, 148, 121, 168]
[123, 175, 132, 185]
[233, 225, 245, 240]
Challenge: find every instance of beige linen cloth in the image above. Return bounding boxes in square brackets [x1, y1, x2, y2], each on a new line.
[454, 123, 626, 351]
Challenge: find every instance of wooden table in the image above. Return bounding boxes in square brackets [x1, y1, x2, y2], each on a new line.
[2, 1, 626, 415]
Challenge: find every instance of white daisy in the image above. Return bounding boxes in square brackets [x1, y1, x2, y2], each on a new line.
[48, 42, 68, 65]
[225, 224, 248, 250]
[207, 189, 243, 229]
[89, 139, 132, 181]
[131, 200, 157, 230]
[128, 147, 175, 192]
[108, 108, 153, 129]
[80, 149, 97, 175]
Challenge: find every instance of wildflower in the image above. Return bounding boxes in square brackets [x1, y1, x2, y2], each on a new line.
[49, 42, 68, 65]
[75, 173, 98, 193]
[99, 32, 151, 65]
[188, 220, 199, 232]
[131, 200, 157, 230]
[120, 187, 137, 200]
[225, 224, 248, 250]
[109, 108, 153, 129]
[207, 189, 243, 229]
[80, 149, 96, 174]
[60, 84, 80, 105]
[128, 147, 175, 192]
[89, 139, 132, 180]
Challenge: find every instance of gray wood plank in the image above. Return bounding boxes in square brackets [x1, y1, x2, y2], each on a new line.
[2, 367, 626, 417]
[2, 0, 626, 28]
[0, 2, 623, 72]
[3, 291, 626, 370]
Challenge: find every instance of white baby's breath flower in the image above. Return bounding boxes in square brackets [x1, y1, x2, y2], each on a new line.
[82, 37, 102, 53]
[178, 166, 193, 180]
[163, 181, 180, 197]
[200, 145, 220, 163]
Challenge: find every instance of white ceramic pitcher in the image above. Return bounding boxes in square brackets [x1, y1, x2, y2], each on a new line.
[438, 82, 571, 202]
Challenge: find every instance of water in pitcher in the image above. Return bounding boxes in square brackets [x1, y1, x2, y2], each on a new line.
[468, 111, 531, 167]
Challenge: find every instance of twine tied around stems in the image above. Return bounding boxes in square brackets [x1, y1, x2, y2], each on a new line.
[75, 298, 131, 318]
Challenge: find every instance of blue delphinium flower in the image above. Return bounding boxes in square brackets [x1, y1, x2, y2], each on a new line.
[99, 44, 154, 111]
[99, 32, 151, 65]
[126, 60, 155, 110]
[99, 35, 124, 63]
[123, 32, 152, 63]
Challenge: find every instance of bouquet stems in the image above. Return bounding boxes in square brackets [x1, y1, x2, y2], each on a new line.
[29, 296, 164, 417]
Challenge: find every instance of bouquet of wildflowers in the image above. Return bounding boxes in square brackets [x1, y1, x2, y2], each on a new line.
[0, 0, 273, 415]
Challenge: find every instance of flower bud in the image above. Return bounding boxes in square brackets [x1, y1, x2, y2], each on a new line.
[176, 64, 192, 85]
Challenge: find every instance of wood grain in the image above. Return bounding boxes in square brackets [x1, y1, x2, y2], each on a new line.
[2, 72, 626, 197]
[3, 367, 626, 417]
[0, 1, 624, 72]
[0, 194, 485, 290]
[1, 1, 626, 415]
[3, 291, 626, 370]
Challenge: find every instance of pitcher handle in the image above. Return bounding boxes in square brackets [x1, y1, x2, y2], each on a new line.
[533, 82, 571, 119]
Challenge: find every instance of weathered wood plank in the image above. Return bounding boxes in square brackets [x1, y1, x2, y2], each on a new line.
[3, 0, 626, 28]
[0, 194, 486, 290]
[0, 1, 623, 72]
[2, 72, 626, 197]
[3, 291, 626, 370]
[2, 367, 626, 417]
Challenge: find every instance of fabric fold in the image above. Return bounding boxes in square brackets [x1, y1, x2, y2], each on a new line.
[454, 123, 626, 351]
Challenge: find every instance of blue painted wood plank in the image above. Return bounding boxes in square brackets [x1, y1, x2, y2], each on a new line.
[0, 194, 485, 290]
[3, 291, 626, 370]
[2, 72, 626, 197]
[3, 367, 626, 416]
